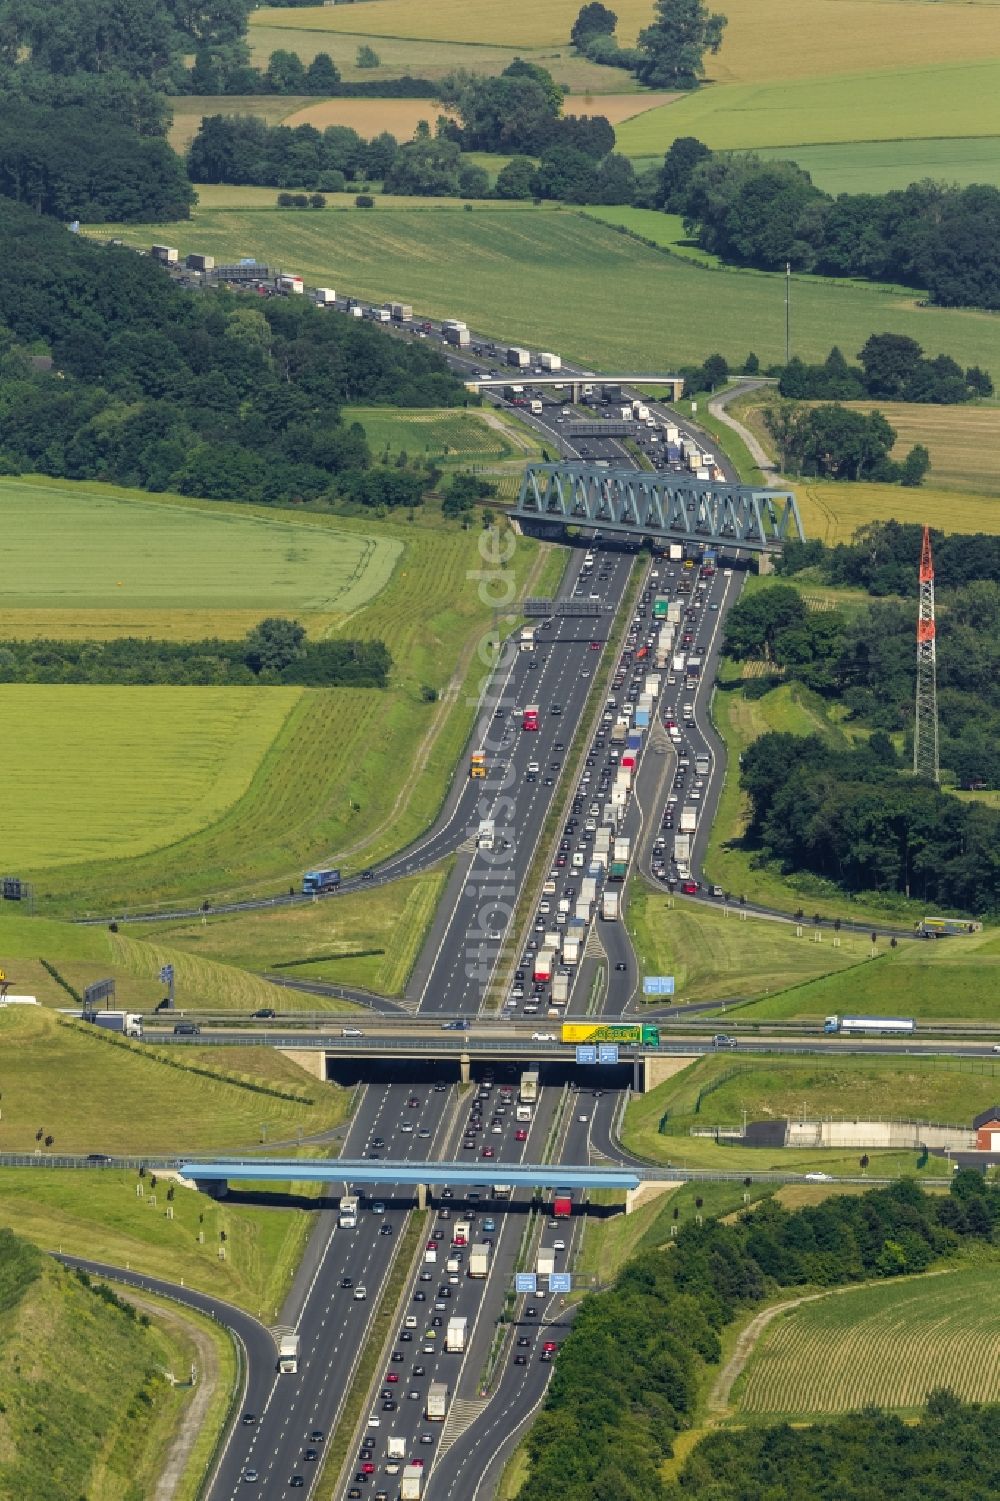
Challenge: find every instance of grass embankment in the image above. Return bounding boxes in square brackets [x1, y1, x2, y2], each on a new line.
[0, 1227, 208, 1501]
[153, 862, 452, 996]
[627, 889, 875, 1006]
[735, 925, 1000, 1024]
[734, 1260, 1000, 1418]
[12, 486, 546, 913]
[622, 1052, 1000, 1174]
[93, 210, 1000, 374]
[0, 910, 357, 1013]
[0, 1004, 349, 1152]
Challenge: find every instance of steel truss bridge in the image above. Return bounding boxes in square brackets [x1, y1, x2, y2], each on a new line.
[515, 463, 805, 554]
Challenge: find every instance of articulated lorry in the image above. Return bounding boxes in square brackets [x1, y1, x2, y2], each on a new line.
[446, 1316, 468, 1352]
[277, 1333, 299, 1374]
[88, 1010, 144, 1039]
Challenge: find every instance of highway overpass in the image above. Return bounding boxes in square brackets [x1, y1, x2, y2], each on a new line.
[465, 373, 685, 401]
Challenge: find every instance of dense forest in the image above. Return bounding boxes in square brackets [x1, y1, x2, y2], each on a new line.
[520, 1175, 1000, 1501]
[778, 522, 1000, 595]
[0, 620, 391, 688]
[739, 732, 1000, 912]
[648, 138, 1000, 310]
[0, 200, 462, 508]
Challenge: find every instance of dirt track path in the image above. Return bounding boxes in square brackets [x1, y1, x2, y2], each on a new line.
[708, 1293, 825, 1413]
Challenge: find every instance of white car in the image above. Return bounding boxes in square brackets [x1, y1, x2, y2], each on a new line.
[804, 1172, 832, 1182]
[341, 1027, 363, 1037]
[553, 1238, 566, 1251]
[577, 1113, 589, 1124]
[353, 1285, 368, 1300]
[532, 1031, 555, 1042]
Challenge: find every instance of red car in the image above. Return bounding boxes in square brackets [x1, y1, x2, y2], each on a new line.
[515, 1128, 527, 1141]
[589, 641, 601, 651]
[682, 880, 699, 894]
[482, 1146, 495, 1158]
[361, 1464, 375, 1475]
[386, 1372, 399, 1383]
[543, 1341, 558, 1353]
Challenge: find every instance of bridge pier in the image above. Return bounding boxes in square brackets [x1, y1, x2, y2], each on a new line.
[459, 1052, 471, 1085]
[192, 1176, 229, 1199]
[417, 1183, 427, 1211]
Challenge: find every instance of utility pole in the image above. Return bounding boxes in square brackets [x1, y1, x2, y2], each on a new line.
[784, 262, 791, 365]
[913, 525, 940, 784]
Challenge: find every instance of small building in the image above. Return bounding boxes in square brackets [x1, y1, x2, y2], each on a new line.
[973, 1107, 1000, 1151]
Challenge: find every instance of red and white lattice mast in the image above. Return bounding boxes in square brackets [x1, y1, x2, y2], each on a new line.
[913, 525, 939, 784]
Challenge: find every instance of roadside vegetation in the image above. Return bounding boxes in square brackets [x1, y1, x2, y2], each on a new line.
[622, 1053, 1000, 1172]
[0, 1227, 207, 1501]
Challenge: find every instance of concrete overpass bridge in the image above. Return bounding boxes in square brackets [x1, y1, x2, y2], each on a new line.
[465, 373, 685, 402]
[514, 463, 804, 554]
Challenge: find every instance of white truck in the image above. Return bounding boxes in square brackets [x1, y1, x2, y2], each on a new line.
[574, 899, 591, 923]
[277, 1333, 300, 1373]
[695, 753, 710, 776]
[468, 1243, 491, 1277]
[601, 890, 620, 920]
[519, 1069, 540, 1104]
[314, 286, 336, 304]
[88, 1010, 144, 1039]
[477, 819, 495, 850]
[613, 837, 631, 862]
[516, 1102, 533, 1122]
[667, 602, 682, 625]
[442, 321, 470, 347]
[680, 805, 698, 834]
[537, 1248, 556, 1277]
[562, 937, 581, 965]
[388, 1437, 407, 1462]
[672, 653, 686, 674]
[580, 876, 598, 904]
[426, 1381, 449, 1421]
[446, 1316, 468, 1352]
[632, 400, 650, 421]
[401, 1463, 425, 1500]
[538, 352, 562, 371]
[530, 398, 543, 414]
[673, 834, 691, 863]
[552, 972, 570, 1004]
[520, 626, 535, 652]
[669, 543, 684, 561]
[507, 346, 530, 368]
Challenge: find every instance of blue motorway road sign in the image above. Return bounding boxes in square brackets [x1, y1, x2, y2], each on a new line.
[515, 1273, 537, 1294]
[643, 975, 675, 996]
[548, 1273, 572, 1294]
[597, 1044, 619, 1065]
[575, 1045, 598, 1064]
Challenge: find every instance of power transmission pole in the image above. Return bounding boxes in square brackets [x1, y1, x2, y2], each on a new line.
[913, 525, 939, 784]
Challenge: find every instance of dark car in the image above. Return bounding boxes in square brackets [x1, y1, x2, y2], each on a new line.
[173, 1021, 200, 1035]
[304, 1448, 319, 1462]
[242, 1413, 257, 1427]
[290, 1480, 305, 1490]
[252, 1007, 276, 1019]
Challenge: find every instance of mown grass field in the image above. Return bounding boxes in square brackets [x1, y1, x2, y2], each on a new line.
[752, 137, 1000, 194]
[2, 685, 301, 869]
[0, 910, 356, 1013]
[0, 1004, 350, 1152]
[0, 1233, 204, 1501]
[350, 405, 544, 468]
[736, 926, 1000, 1023]
[0, 477, 397, 624]
[151, 863, 451, 997]
[627, 887, 875, 1004]
[0, 1170, 319, 1316]
[735, 1263, 1000, 1416]
[623, 1053, 1000, 1173]
[96, 209, 1000, 373]
[617, 58, 1000, 155]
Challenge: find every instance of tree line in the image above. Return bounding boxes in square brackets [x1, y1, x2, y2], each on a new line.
[765, 403, 930, 485]
[0, 199, 464, 511]
[648, 136, 1000, 310]
[569, 0, 727, 89]
[780, 335, 992, 405]
[520, 1174, 1000, 1501]
[779, 521, 1000, 595]
[724, 575, 1000, 790]
[0, 619, 391, 688]
[740, 731, 1000, 912]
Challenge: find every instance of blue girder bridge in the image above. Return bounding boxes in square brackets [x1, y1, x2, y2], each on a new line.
[180, 1159, 643, 1191]
[515, 463, 804, 554]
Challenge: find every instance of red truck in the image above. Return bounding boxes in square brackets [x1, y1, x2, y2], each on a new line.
[522, 704, 540, 731]
[552, 1190, 572, 1219]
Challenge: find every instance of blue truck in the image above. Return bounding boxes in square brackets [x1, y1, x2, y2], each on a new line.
[302, 868, 341, 895]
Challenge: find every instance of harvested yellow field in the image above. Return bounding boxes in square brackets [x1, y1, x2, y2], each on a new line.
[252, 0, 656, 48]
[283, 98, 452, 137]
[835, 402, 1000, 496]
[711, 0, 1000, 86]
[169, 95, 307, 154]
[796, 481, 1000, 543]
[0, 609, 341, 642]
[564, 91, 677, 123]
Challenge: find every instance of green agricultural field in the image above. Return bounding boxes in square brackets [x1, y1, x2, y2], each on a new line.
[0, 1170, 318, 1316]
[628, 888, 875, 1005]
[737, 926, 1000, 1024]
[735, 1263, 1000, 1417]
[25, 507, 550, 914]
[616, 58, 1000, 155]
[623, 1053, 1000, 1173]
[0, 1004, 349, 1153]
[0, 477, 397, 635]
[1, 684, 301, 869]
[752, 137, 1000, 195]
[93, 209, 1000, 375]
[151, 863, 451, 997]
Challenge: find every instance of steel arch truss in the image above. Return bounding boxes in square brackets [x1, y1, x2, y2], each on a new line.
[515, 463, 804, 553]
